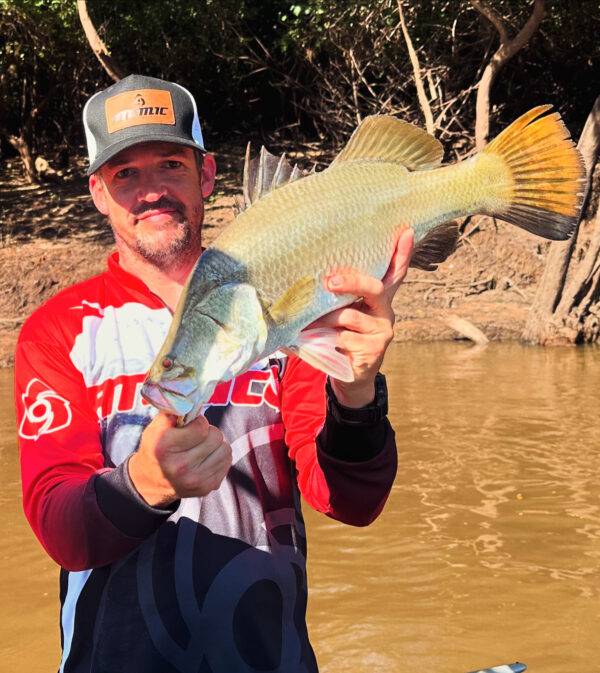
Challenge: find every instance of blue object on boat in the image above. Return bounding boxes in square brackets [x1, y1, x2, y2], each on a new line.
[466, 663, 527, 673]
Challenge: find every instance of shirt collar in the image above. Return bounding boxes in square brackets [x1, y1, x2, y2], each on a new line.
[106, 252, 166, 308]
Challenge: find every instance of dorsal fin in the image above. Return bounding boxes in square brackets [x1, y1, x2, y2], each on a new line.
[241, 143, 307, 210]
[331, 115, 443, 171]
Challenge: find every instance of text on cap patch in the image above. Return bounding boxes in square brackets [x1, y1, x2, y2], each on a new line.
[105, 89, 176, 133]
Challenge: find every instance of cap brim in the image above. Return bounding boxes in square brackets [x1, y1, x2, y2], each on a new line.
[86, 134, 206, 175]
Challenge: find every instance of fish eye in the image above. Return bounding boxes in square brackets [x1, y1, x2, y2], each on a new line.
[162, 356, 174, 370]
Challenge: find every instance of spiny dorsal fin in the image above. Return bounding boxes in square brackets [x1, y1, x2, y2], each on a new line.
[241, 143, 307, 210]
[410, 222, 460, 271]
[331, 115, 443, 171]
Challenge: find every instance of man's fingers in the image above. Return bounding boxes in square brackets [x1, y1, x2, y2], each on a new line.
[176, 440, 232, 495]
[151, 411, 178, 430]
[326, 273, 386, 313]
[337, 326, 393, 355]
[191, 439, 232, 476]
[309, 306, 372, 333]
[327, 272, 383, 299]
[136, 412, 231, 502]
[158, 414, 211, 452]
[382, 228, 415, 290]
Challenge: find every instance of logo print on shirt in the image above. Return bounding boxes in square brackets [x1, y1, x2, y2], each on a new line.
[19, 378, 72, 440]
[93, 366, 282, 421]
[209, 366, 281, 411]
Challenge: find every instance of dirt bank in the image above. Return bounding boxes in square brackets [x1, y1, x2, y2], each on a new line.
[0, 151, 550, 367]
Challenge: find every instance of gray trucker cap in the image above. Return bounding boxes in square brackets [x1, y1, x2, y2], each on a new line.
[83, 74, 205, 175]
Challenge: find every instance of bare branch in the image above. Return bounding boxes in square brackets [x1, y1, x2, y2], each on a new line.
[76, 0, 123, 82]
[470, 0, 509, 44]
[472, 0, 545, 149]
[347, 49, 380, 102]
[397, 0, 435, 134]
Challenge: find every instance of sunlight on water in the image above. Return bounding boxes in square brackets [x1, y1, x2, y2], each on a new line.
[305, 343, 600, 673]
[0, 368, 61, 669]
[2, 343, 600, 672]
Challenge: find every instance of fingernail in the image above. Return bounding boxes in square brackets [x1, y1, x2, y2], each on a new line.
[329, 275, 343, 288]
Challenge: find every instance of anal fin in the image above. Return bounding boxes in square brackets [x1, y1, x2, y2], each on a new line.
[410, 222, 460, 271]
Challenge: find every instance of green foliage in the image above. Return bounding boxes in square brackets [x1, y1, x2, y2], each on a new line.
[0, 0, 95, 158]
[261, 0, 599, 144]
[83, 0, 280, 132]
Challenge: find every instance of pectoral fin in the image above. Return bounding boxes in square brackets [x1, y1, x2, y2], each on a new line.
[284, 327, 354, 382]
[268, 277, 317, 324]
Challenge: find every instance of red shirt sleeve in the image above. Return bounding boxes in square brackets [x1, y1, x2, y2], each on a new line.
[280, 355, 397, 526]
[15, 326, 172, 571]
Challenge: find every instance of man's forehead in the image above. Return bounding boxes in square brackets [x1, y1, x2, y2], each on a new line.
[105, 142, 192, 167]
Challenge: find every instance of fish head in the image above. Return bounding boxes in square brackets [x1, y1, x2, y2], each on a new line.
[142, 282, 268, 421]
[142, 356, 199, 418]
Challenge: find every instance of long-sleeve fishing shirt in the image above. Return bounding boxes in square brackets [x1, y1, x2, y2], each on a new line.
[14, 251, 397, 673]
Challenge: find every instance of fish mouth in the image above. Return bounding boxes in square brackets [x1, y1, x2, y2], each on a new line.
[141, 380, 198, 417]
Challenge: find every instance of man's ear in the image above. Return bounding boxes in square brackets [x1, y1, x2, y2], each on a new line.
[89, 172, 109, 216]
[200, 154, 217, 199]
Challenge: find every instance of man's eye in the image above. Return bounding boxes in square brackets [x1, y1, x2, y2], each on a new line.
[165, 160, 183, 169]
[115, 167, 135, 179]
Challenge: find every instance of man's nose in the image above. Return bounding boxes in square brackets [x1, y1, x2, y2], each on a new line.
[136, 171, 166, 202]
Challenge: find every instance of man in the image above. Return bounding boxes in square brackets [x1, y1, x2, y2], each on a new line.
[15, 74, 414, 672]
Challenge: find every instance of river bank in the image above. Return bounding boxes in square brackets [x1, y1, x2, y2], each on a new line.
[0, 151, 550, 367]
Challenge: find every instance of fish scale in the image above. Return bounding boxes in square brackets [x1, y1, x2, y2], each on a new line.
[213, 163, 412, 304]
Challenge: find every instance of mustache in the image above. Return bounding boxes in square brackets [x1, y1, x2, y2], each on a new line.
[133, 196, 185, 217]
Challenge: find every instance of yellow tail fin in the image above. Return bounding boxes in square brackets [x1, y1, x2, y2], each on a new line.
[483, 105, 586, 240]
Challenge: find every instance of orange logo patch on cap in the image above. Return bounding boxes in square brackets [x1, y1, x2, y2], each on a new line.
[105, 89, 176, 133]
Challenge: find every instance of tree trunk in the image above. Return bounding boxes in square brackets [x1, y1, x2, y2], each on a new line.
[8, 132, 38, 184]
[523, 96, 600, 344]
[471, 0, 545, 150]
[77, 0, 123, 82]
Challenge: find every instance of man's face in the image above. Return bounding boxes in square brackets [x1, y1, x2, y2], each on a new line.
[89, 142, 216, 270]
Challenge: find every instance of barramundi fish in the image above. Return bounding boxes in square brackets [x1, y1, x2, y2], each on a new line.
[142, 106, 585, 422]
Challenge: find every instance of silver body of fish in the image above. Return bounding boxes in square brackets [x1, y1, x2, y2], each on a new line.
[142, 107, 585, 422]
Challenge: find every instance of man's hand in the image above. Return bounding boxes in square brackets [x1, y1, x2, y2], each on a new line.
[312, 227, 415, 408]
[128, 413, 232, 508]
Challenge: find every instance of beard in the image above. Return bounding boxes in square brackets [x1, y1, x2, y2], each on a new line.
[110, 198, 203, 271]
[133, 216, 193, 270]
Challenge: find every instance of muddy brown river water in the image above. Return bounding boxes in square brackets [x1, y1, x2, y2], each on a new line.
[2, 343, 599, 672]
